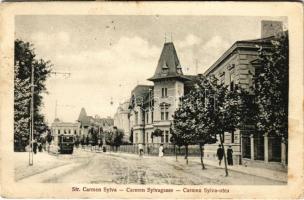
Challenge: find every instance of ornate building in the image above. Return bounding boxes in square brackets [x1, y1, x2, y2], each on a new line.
[50, 118, 80, 145]
[128, 42, 193, 145]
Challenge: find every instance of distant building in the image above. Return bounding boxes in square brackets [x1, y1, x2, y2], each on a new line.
[113, 101, 131, 141]
[77, 107, 114, 140]
[50, 118, 80, 144]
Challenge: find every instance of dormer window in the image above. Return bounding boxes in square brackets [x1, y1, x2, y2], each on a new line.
[162, 61, 168, 69]
[176, 64, 182, 74]
[162, 61, 169, 75]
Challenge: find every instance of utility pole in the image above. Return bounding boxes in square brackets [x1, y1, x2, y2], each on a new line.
[28, 70, 71, 166]
[29, 64, 34, 166]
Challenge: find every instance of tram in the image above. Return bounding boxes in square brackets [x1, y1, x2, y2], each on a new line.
[58, 134, 74, 154]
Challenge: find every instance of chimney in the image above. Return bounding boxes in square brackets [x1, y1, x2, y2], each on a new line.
[261, 20, 283, 38]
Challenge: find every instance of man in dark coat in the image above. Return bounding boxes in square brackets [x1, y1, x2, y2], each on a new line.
[216, 144, 224, 166]
[33, 139, 38, 154]
[227, 145, 233, 165]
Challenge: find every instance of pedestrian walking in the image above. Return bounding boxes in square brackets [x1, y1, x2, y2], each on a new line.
[216, 144, 224, 166]
[159, 144, 164, 157]
[33, 139, 38, 154]
[38, 142, 43, 152]
[227, 145, 233, 165]
[138, 143, 144, 157]
[98, 139, 102, 150]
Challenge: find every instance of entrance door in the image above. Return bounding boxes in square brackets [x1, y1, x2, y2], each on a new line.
[242, 136, 251, 159]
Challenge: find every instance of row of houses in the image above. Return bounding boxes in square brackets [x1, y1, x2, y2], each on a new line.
[50, 108, 114, 144]
[113, 20, 287, 167]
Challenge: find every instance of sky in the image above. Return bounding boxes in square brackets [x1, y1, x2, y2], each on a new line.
[15, 15, 287, 124]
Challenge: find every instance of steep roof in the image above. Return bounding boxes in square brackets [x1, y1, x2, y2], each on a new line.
[77, 108, 91, 126]
[129, 85, 153, 107]
[78, 107, 87, 121]
[148, 42, 191, 82]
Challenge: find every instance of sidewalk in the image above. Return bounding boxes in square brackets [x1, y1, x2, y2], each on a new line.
[14, 151, 69, 181]
[194, 157, 287, 183]
[93, 150, 287, 183]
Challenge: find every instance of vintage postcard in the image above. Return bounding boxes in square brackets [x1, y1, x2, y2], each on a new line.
[0, 2, 303, 199]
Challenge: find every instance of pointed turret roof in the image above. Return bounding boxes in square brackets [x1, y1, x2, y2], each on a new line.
[78, 107, 87, 122]
[148, 42, 191, 82]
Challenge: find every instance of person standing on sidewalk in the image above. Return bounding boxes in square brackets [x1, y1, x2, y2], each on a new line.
[159, 144, 164, 157]
[216, 144, 224, 166]
[138, 143, 144, 157]
[227, 145, 233, 165]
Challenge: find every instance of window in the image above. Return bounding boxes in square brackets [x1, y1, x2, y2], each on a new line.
[165, 112, 169, 120]
[161, 134, 164, 143]
[162, 88, 167, 98]
[74, 130, 77, 135]
[146, 111, 149, 124]
[162, 62, 168, 74]
[165, 131, 169, 143]
[161, 105, 169, 121]
[151, 111, 154, 122]
[230, 80, 235, 91]
[58, 129, 60, 134]
[135, 112, 138, 125]
[219, 71, 225, 85]
[142, 111, 145, 124]
[68, 129, 71, 134]
[229, 70, 235, 91]
[231, 131, 234, 143]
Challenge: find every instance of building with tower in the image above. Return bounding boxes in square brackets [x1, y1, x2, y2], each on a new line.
[122, 20, 287, 167]
[128, 42, 194, 145]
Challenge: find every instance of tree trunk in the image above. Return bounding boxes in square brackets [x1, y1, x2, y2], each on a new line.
[219, 133, 228, 176]
[199, 143, 206, 170]
[185, 145, 189, 165]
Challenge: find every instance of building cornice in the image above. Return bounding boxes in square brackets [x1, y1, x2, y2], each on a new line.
[203, 40, 273, 76]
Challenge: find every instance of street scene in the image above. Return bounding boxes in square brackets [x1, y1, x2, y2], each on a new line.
[15, 149, 286, 185]
[14, 15, 288, 185]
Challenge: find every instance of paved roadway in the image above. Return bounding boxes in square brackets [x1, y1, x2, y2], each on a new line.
[19, 149, 285, 185]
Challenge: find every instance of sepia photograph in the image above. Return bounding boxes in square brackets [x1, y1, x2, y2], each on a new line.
[13, 14, 289, 185]
[0, 2, 303, 199]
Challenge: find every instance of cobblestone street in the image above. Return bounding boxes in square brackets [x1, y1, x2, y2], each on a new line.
[16, 149, 286, 185]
